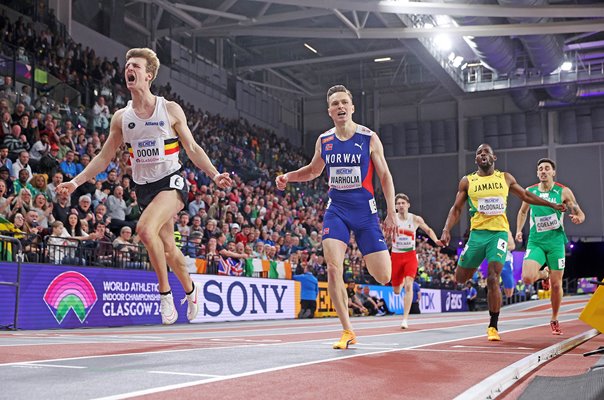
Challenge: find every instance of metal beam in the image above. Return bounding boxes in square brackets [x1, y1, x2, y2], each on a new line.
[172, 3, 248, 21]
[158, 9, 333, 38]
[151, 0, 201, 28]
[237, 47, 407, 72]
[333, 9, 359, 39]
[204, 0, 239, 25]
[242, 79, 306, 95]
[196, 19, 604, 39]
[247, 0, 604, 19]
[125, 16, 151, 36]
[267, 68, 314, 96]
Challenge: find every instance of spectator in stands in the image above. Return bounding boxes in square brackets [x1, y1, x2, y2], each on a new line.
[46, 220, 71, 264]
[175, 212, 191, 237]
[189, 214, 203, 234]
[0, 178, 12, 217]
[92, 96, 110, 132]
[32, 193, 53, 229]
[465, 281, 478, 311]
[181, 230, 204, 259]
[59, 150, 79, 180]
[46, 171, 63, 203]
[11, 150, 32, 182]
[188, 191, 205, 217]
[125, 190, 141, 222]
[0, 146, 13, 173]
[38, 143, 61, 178]
[30, 132, 50, 164]
[347, 281, 367, 316]
[355, 284, 379, 316]
[13, 170, 34, 199]
[113, 226, 145, 269]
[294, 265, 319, 319]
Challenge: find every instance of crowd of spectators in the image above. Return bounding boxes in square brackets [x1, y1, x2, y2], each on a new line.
[0, 7, 462, 290]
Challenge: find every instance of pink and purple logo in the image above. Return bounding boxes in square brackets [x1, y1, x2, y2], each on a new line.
[43, 271, 98, 324]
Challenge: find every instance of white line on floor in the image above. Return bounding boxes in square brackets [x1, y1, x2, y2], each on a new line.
[12, 363, 87, 369]
[147, 371, 223, 378]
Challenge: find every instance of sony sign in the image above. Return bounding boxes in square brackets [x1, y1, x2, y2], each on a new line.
[190, 275, 296, 322]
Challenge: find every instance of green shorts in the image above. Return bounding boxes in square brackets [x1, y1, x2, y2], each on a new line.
[458, 230, 508, 269]
[524, 239, 566, 271]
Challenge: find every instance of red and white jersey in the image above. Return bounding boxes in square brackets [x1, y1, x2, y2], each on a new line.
[392, 212, 417, 253]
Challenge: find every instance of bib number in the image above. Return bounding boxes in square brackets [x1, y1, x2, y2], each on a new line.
[535, 214, 560, 233]
[133, 138, 165, 164]
[477, 197, 506, 216]
[329, 166, 362, 190]
[170, 175, 185, 190]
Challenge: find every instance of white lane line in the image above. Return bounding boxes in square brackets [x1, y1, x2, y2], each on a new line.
[0, 315, 573, 368]
[89, 318, 580, 400]
[454, 328, 599, 400]
[452, 345, 534, 350]
[12, 363, 87, 369]
[148, 371, 223, 378]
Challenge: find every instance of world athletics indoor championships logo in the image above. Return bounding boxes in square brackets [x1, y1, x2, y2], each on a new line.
[43, 271, 98, 324]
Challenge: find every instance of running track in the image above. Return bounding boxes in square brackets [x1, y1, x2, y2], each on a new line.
[1, 297, 600, 400]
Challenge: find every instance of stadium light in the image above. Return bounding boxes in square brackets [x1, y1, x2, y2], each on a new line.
[304, 43, 318, 54]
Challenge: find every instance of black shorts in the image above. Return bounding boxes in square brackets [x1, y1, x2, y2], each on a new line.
[135, 169, 188, 211]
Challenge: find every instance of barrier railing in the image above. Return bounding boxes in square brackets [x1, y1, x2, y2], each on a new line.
[0, 235, 23, 330]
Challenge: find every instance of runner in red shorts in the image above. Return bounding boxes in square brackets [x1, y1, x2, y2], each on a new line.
[392, 193, 442, 329]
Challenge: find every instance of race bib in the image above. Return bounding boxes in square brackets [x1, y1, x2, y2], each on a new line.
[369, 198, 377, 214]
[394, 234, 414, 250]
[477, 197, 506, 215]
[535, 214, 560, 233]
[329, 166, 362, 190]
[132, 138, 165, 164]
[169, 175, 185, 190]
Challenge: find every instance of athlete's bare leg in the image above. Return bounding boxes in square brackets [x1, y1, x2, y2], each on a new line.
[486, 261, 503, 314]
[136, 190, 189, 293]
[363, 250, 392, 285]
[159, 220, 193, 293]
[402, 276, 414, 321]
[522, 259, 548, 285]
[550, 270, 564, 321]
[323, 238, 353, 331]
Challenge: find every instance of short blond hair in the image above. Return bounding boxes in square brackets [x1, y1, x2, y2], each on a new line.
[326, 84, 353, 104]
[126, 47, 160, 84]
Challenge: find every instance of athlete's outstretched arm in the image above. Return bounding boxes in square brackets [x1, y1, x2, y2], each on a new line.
[562, 186, 585, 224]
[415, 215, 444, 246]
[440, 177, 469, 246]
[57, 110, 125, 195]
[275, 137, 325, 189]
[515, 200, 530, 242]
[168, 101, 231, 189]
[505, 173, 566, 212]
[370, 133, 396, 240]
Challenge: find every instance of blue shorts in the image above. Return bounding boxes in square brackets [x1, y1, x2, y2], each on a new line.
[501, 260, 514, 290]
[322, 201, 387, 256]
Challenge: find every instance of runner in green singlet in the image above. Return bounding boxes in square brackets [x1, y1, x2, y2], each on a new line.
[515, 158, 585, 335]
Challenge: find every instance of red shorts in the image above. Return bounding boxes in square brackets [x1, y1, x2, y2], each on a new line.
[391, 250, 418, 287]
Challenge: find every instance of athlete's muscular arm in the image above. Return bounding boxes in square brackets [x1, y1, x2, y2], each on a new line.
[370, 133, 397, 241]
[275, 137, 325, 189]
[562, 186, 585, 224]
[507, 230, 515, 252]
[415, 215, 444, 246]
[57, 110, 124, 195]
[168, 102, 232, 189]
[505, 172, 566, 212]
[440, 177, 469, 246]
[515, 200, 530, 242]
